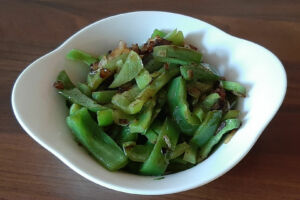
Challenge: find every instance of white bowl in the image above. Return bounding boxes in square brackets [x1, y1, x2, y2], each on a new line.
[11, 11, 287, 195]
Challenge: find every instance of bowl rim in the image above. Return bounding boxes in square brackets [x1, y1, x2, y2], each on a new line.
[11, 11, 287, 195]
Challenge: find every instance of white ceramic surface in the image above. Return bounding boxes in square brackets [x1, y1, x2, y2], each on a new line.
[11, 11, 287, 195]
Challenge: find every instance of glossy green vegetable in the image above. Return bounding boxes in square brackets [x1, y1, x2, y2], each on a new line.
[123, 143, 154, 162]
[151, 29, 167, 38]
[221, 81, 246, 97]
[200, 93, 221, 112]
[77, 82, 92, 97]
[55, 28, 246, 176]
[183, 143, 198, 164]
[87, 53, 128, 90]
[153, 45, 202, 64]
[97, 109, 114, 126]
[129, 98, 156, 134]
[144, 129, 158, 144]
[109, 51, 143, 88]
[191, 110, 223, 147]
[222, 110, 240, 120]
[58, 88, 107, 112]
[198, 119, 241, 161]
[168, 76, 199, 135]
[116, 126, 138, 145]
[66, 108, 128, 171]
[56, 70, 75, 89]
[66, 49, 98, 66]
[113, 67, 180, 114]
[140, 119, 171, 176]
[92, 90, 117, 104]
[164, 29, 184, 46]
[111, 85, 142, 114]
[69, 104, 81, 115]
[168, 142, 189, 160]
[180, 64, 219, 81]
[135, 68, 152, 89]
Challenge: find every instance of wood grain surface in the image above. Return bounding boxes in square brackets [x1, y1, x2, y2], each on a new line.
[1, 0, 299, 199]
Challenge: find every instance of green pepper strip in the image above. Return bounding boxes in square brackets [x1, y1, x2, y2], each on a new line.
[221, 80, 246, 97]
[180, 64, 220, 82]
[129, 98, 156, 134]
[69, 104, 81, 115]
[56, 70, 75, 89]
[183, 143, 198, 164]
[140, 118, 179, 176]
[87, 53, 128, 90]
[66, 49, 98, 66]
[153, 45, 202, 64]
[92, 90, 117, 104]
[111, 85, 142, 114]
[116, 126, 138, 145]
[97, 109, 114, 127]
[168, 76, 200, 135]
[58, 88, 108, 112]
[112, 67, 180, 114]
[151, 29, 167, 38]
[77, 82, 92, 97]
[109, 51, 143, 88]
[161, 118, 180, 151]
[150, 88, 167, 123]
[191, 110, 223, 147]
[123, 143, 154, 162]
[198, 119, 241, 161]
[164, 29, 184, 46]
[144, 129, 158, 144]
[135, 68, 152, 89]
[222, 110, 240, 121]
[143, 54, 164, 73]
[168, 142, 189, 160]
[66, 108, 128, 171]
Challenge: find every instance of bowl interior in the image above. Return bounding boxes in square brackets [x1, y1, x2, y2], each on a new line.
[12, 11, 287, 195]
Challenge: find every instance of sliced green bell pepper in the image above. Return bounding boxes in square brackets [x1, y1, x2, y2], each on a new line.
[66, 107, 128, 171]
[198, 119, 241, 161]
[191, 110, 223, 147]
[168, 76, 200, 135]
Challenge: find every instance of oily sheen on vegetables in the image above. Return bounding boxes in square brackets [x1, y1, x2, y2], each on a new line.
[53, 29, 246, 176]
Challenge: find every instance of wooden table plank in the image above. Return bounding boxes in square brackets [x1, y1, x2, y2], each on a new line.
[1, 0, 299, 199]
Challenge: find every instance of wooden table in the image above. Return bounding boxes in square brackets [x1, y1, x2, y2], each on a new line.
[1, 0, 299, 199]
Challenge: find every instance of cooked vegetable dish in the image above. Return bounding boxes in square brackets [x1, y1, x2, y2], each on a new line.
[53, 29, 246, 176]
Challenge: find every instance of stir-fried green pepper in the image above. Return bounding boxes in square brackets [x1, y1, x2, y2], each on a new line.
[123, 143, 154, 162]
[153, 45, 202, 64]
[116, 126, 138, 145]
[109, 51, 143, 88]
[77, 82, 92, 97]
[198, 119, 241, 161]
[180, 64, 220, 82]
[168, 142, 189, 160]
[92, 90, 117, 104]
[69, 103, 81, 115]
[151, 29, 167, 38]
[222, 110, 240, 120]
[54, 28, 246, 176]
[129, 98, 156, 134]
[56, 70, 75, 89]
[97, 109, 114, 127]
[58, 88, 107, 112]
[191, 110, 223, 147]
[66, 108, 128, 171]
[87, 53, 128, 90]
[66, 49, 98, 66]
[221, 81, 246, 97]
[135, 68, 152, 89]
[168, 76, 200, 135]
